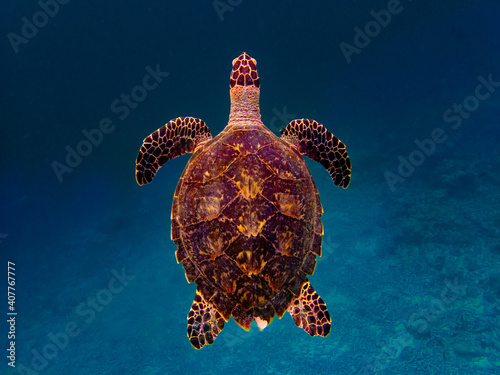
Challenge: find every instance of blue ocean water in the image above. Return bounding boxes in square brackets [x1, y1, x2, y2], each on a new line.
[1, 1, 499, 374]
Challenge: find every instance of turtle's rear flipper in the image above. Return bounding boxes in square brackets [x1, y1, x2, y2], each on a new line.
[135, 117, 212, 185]
[281, 119, 351, 188]
[187, 290, 225, 349]
[288, 281, 331, 337]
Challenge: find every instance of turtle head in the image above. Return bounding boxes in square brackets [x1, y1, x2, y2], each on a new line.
[230, 52, 260, 89]
[228, 52, 261, 124]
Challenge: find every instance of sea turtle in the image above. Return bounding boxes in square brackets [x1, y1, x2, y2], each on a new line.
[135, 52, 351, 349]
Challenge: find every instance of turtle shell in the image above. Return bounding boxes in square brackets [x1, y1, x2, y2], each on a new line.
[172, 124, 323, 330]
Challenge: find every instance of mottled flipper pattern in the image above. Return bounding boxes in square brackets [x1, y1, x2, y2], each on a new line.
[281, 119, 351, 188]
[187, 290, 225, 349]
[136, 117, 212, 185]
[288, 281, 331, 337]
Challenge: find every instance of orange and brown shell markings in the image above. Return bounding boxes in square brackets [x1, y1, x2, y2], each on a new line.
[281, 119, 351, 188]
[134, 53, 352, 349]
[172, 127, 323, 332]
[230, 52, 260, 88]
[135, 117, 212, 185]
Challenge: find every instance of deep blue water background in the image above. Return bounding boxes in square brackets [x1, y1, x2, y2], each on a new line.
[1, 1, 500, 374]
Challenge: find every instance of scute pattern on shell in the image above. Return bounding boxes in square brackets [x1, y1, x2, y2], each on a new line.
[136, 52, 351, 349]
[172, 128, 322, 330]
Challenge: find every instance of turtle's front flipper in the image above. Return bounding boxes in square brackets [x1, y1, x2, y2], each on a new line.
[187, 290, 225, 349]
[281, 119, 351, 188]
[136, 117, 212, 185]
[288, 281, 331, 337]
